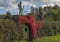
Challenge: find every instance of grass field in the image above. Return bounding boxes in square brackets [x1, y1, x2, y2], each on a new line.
[34, 35, 60, 42]
[15, 35, 60, 42]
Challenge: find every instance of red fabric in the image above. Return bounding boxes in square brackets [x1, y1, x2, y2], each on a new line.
[18, 15, 42, 40]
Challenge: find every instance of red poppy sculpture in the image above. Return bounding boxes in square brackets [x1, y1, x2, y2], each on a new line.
[18, 15, 42, 40]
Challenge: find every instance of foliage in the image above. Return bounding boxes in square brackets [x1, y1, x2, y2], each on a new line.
[43, 5, 60, 21]
[5, 11, 12, 19]
[0, 19, 24, 42]
[37, 7, 42, 21]
[36, 5, 60, 37]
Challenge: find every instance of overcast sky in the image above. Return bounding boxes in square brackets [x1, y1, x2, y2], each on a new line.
[0, 0, 60, 15]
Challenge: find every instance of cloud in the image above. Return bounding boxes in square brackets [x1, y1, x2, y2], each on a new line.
[0, 0, 60, 9]
[0, 0, 60, 14]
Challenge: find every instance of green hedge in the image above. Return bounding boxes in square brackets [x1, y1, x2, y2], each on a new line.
[0, 19, 24, 42]
[37, 21, 60, 37]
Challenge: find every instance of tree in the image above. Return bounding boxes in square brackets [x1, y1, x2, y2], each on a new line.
[37, 7, 43, 21]
[43, 5, 60, 21]
[6, 11, 12, 19]
[30, 6, 34, 14]
[37, 5, 60, 37]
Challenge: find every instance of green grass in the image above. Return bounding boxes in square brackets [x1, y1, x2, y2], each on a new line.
[15, 35, 60, 42]
[34, 35, 60, 42]
[14, 40, 26, 42]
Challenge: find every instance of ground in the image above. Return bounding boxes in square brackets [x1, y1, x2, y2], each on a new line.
[14, 35, 60, 42]
[34, 35, 60, 42]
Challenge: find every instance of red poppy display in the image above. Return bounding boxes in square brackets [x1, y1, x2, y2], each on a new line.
[18, 15, 42, 40]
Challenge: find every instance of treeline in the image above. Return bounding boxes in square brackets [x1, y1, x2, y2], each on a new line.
[35, 5, 60, 37]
